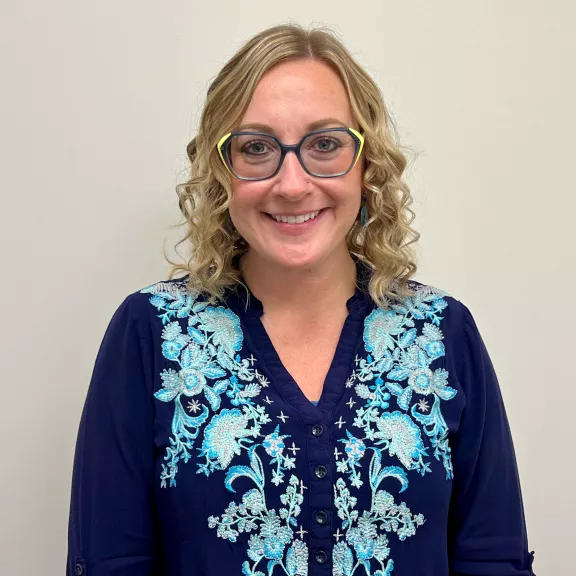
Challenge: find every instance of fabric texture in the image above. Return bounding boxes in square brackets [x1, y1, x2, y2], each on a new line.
[67, 260, 535, 575]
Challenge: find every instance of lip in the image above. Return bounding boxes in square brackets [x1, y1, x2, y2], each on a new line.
[266, 209, 325, 218]
[263, 208, 329, 235]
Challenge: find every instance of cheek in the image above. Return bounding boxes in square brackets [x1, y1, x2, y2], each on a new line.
[230, 183, 257, 210]
[228, 182, 269, 225]
[332, 174, 363, 209]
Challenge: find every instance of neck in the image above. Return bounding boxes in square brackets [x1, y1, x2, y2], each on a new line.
[239, 247, 357, 317]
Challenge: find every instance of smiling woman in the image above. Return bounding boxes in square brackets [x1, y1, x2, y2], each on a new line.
[66, 22, 536, 576]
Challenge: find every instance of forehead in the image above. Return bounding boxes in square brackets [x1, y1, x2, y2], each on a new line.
[239, 59, 355, 139]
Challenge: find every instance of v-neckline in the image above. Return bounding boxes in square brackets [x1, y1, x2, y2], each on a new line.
[226, 257, 373, 425]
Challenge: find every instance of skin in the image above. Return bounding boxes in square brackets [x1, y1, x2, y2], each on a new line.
[228, 58, 363, 317]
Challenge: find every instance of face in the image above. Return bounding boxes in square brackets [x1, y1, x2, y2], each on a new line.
[226, 58, 363, 271]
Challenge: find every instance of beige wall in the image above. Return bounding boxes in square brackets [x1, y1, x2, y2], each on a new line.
[1, 1, 573, 574]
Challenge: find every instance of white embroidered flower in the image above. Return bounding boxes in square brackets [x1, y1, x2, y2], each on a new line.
[417, 399, 430, 412]
[374, 411, 426, 470]
[187, 399, 202, 413]
[197, 307, 243, 356]
[201, 409, 252, 469]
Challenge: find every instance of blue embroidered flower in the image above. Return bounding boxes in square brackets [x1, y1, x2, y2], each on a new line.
[201, 409, 253, 469]
[344, 431, 366, 463]
[348, 516, 377, 560]
[408, 367, 456, 400]
[180, 368, 207, 396]
[264, 426, 286, 458]
[424, 340, 445, 359]
[162, 340, 183, 360]
[242, 488, 265, 514]
[162, 321, 186, 342]
[149, 294, 166, 309]
[263, 536, 285, 560]
[408, 368, 433, 394]
[373, 411, 426, 471]
[363, 309, 406, 360]
[197, 307, 243, 356]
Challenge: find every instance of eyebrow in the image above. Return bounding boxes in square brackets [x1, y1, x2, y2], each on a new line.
[236, 117, 348, 134]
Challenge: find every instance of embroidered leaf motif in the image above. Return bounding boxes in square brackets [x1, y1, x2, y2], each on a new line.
[286, 540, 308, 576]
[368, 447, 382, 489]
[187, 326, 206, 345]
[333, 542, 354, 576]
[192, 301, 209, 313]
[398, 328, 417, 348]
[154, 387, 179, 402]
[387, 367, 410, 382]
[397, 387, 413, 411]
[385, 382, 403, 397]
[376, 466, 409, 494]
[225, 465, 263, 492]
[203, 387, 221, 411]
[249, 446, 265, 483]
[202, 365, 228, 379]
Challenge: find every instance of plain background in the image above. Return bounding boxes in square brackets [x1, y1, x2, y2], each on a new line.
[1, 1, 573, 574]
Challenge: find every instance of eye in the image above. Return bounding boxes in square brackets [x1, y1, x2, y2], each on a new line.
[311, 137, 341, 152]
[241, 140, 272, 155]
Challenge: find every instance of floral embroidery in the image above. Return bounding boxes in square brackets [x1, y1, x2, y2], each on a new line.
[372, 412, 427, 472]
[141, 280, 269, 487]
[333, 284, 456, 575]
[142, 279, 309, 574]
[333, 451, 424, 576]
[208, 451, 308, 576]
[346, 285, 456, 478]
[336, 431, 366, 488]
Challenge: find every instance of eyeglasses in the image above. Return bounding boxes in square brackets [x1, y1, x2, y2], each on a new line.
[217, 127, 364, 181]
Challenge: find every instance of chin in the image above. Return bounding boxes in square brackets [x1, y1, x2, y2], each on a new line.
[263, 245, 334, 270]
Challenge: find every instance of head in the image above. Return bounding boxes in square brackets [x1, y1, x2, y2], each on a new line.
[171, 23, 419, 305]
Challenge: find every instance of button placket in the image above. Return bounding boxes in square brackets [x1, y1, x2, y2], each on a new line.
[306, 418, 332, 570]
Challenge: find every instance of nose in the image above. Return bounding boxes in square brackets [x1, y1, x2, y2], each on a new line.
[274, 150, 310, 199]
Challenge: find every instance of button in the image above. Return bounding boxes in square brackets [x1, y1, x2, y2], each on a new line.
[312, 424, 324, 437]
[74, 564, 84, 576]
[315, 465, 328, 479]
[314, 510, 328, 525]
[315, 550, 328, 564]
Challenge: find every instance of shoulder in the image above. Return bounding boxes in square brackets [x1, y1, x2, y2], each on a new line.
[402, 279, 488, 376]
[114, 274, 201, 335]
[399, 279, 476, 341]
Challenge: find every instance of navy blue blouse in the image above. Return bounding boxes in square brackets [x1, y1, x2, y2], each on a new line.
[67, 261, 535, 576]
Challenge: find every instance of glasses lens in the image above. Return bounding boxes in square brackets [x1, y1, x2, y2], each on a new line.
[227, 134, 281, 179]
[301, 130, 357, 177]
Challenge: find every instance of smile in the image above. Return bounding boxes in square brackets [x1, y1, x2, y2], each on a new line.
[269, 210, 321, 224]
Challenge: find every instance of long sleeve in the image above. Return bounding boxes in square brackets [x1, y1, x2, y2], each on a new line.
[67, 295, 158, 576]
[447, 304, 535, 576]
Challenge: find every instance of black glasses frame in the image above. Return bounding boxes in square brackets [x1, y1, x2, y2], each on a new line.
[217, 127, 364, 181]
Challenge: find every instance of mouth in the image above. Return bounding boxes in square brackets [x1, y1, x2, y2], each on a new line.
[262, 208, 329, 234]
[263, 208, 328, 224]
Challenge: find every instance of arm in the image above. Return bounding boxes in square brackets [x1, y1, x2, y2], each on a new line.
[448, 304, 535, 576]
[67, 295, 158, 576]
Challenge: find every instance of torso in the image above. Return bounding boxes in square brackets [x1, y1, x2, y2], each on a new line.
[260, 305, 350, 402]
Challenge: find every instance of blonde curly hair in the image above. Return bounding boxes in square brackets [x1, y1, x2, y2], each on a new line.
[168, 23, 419, 306]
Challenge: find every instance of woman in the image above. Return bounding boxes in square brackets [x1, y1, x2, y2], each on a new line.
[67, 23, 535, 576]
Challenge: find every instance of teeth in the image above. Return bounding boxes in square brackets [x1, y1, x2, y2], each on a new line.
[271, 210, 320, 224]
